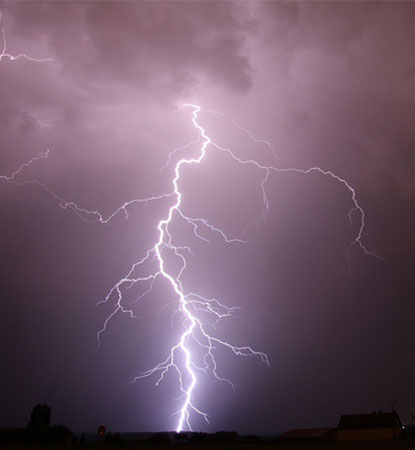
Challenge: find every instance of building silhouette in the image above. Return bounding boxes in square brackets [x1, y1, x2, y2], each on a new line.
[337, 410, 403, 441]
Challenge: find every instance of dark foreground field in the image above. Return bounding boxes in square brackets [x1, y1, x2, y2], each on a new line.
[2, 441, 415, 450]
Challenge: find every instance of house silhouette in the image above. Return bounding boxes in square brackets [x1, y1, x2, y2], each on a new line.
[337, 410, 403, 441]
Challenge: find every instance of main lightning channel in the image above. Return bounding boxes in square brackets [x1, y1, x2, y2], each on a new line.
[150, 103, 212, 432]
[98, 104, 270, 432]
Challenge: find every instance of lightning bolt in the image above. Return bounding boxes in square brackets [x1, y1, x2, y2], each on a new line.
[93, 104, 383, 432]
[1, 11, 383, 431]
[97, 104, 269, 432]
[0, 11, 53, 63]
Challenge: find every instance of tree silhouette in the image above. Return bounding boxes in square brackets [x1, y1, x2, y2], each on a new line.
[28, 404, 51, 429]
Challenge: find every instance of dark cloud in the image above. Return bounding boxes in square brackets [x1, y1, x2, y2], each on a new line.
[3, 1, 254, 98]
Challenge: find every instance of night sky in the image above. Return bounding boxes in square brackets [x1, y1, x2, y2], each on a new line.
[0, 0, 414, 434]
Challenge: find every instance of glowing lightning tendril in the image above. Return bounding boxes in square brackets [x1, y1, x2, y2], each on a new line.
[1, 15, 384, 432]
[0, 12, 53, 63]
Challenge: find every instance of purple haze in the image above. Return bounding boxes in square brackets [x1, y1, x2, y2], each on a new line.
[0, 1, 414, 433]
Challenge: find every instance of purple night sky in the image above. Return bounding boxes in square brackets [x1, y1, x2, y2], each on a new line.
[0, 0, 414, 434]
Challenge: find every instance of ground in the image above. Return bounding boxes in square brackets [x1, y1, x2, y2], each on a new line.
[2, 440, 415, 450]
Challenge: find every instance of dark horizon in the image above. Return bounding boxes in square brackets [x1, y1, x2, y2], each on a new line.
[1, 0, 414, 434]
